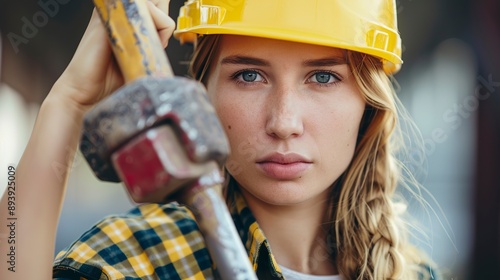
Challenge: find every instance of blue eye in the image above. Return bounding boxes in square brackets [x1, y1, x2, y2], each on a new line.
[315, 73, 332, 83]
[241, 71, 259, 82]
[232, 70, 264, 84]
[309, 72, 339, 84]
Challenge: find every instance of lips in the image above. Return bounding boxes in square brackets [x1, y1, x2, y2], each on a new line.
[256, 153, 312, 180]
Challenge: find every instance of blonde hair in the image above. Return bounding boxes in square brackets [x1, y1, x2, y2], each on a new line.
[331, 52, 432, 279]
[189, 35, 435, 279]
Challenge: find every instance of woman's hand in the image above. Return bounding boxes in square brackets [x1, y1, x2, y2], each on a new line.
[0, 3, 175, 279]
[52, 0, 175, 113]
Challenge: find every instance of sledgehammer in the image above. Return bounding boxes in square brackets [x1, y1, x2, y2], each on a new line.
[79, 0, 257, 279]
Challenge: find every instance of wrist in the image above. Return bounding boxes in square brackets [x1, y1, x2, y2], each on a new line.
[44, 80, 92, 120]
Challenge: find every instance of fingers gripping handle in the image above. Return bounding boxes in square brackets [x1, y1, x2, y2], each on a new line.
[93, 0, 173, 81]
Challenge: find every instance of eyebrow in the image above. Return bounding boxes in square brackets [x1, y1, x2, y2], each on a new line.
[302, 57, 347, 67]
[220, 55, 270, 66]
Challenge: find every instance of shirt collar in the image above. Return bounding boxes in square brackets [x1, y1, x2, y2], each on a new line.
[228, 187, 284, 279]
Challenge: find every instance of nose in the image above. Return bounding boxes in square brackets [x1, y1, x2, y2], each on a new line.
[265, 85, 304, 139]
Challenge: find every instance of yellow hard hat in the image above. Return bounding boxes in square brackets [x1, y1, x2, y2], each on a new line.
[174, 0, 403, 74]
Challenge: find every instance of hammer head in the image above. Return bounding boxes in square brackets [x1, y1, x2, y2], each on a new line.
[111, 125, 223, 203]
[80, 77, 229, 201]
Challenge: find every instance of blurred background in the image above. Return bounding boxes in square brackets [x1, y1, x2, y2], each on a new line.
[0, 0, 498, 279]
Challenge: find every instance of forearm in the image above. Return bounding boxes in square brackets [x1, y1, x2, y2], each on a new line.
[0, 1, 173, 278]
[0, 85, 86, 279]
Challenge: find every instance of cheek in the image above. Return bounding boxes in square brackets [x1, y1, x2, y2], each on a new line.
[212, 93, 243, 132]
[335, 105, 364, 145]
[212, 93, 258, 155]
[314, 95, 365, 165]
[207, 80, 256, 165]
[213, 98, 264, 177]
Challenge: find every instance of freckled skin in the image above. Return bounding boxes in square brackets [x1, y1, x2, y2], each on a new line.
[206, 35, 366, 207]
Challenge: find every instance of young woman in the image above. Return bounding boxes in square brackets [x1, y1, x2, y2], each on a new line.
[0, 0, 438, 279]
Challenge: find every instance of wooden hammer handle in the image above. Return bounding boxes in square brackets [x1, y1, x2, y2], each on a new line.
[93, 0, 173, 82]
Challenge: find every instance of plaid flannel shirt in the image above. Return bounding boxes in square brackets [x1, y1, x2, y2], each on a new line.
[52, 189, 284, 280]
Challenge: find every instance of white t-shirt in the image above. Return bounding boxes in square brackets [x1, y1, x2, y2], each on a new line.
[279, 265, 343, 280]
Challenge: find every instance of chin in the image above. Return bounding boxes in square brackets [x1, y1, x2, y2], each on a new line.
[241, 181, 330, 207]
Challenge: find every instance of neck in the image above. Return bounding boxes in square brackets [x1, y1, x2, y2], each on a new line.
[240, 187, 338, 275]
